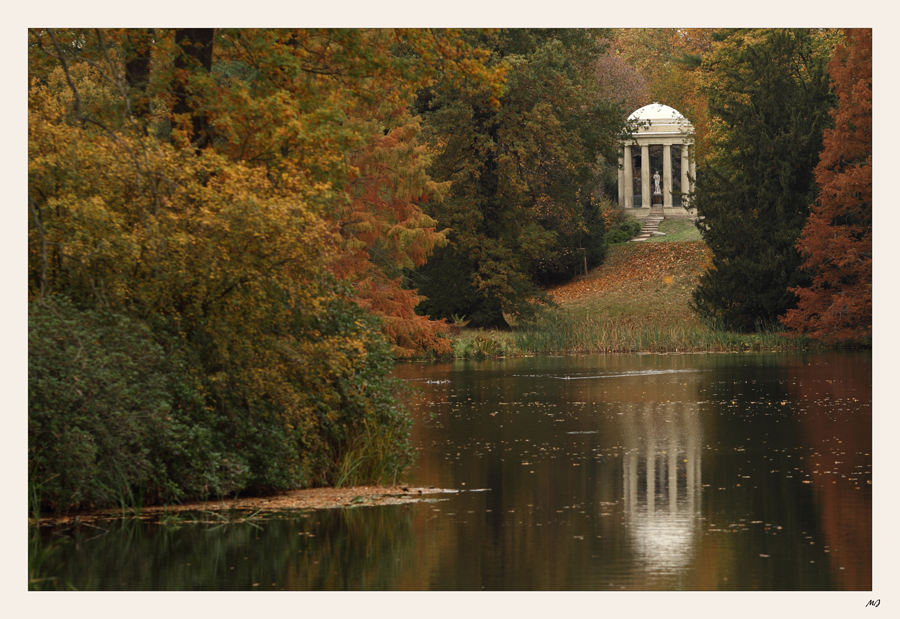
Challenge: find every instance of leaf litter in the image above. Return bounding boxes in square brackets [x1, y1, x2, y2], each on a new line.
[37, 486, 455, 525]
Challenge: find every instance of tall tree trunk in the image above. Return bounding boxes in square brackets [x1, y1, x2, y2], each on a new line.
[124, 28, 153, 128]
[173, 28, 214, 149]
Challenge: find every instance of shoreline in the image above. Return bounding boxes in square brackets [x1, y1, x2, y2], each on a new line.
[34, 485, 454, 525]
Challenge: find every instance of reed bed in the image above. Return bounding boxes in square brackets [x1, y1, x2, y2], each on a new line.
[444, 311, 820, 359]
[511, 311, 817, 355]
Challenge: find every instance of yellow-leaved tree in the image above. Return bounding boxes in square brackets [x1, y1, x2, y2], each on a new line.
[27, 28, 502, 511]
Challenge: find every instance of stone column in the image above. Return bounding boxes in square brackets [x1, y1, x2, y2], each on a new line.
[618, 147, 625, 208]
[690, 151, 696, 207]
[681, 143, 690, 206]
[624, 144, 633, 209]
[663, 144, 673, 208]
[641, 143, 650, 208]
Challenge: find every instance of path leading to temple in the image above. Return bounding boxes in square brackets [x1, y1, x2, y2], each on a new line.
[629, 216, 664, 242]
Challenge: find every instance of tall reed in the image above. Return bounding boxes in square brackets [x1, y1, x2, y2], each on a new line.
[332, 421, 410, 488]
[508, 309, 819, 355]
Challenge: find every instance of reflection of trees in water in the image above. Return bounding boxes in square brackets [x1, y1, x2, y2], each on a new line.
[42, 506, 416, 590]
[783, 353, 872, 591]
[29, 527, 74, 590]
[620, 402, 703, 580]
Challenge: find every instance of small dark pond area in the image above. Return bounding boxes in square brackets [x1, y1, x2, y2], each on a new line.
[31, 352, 872, 591]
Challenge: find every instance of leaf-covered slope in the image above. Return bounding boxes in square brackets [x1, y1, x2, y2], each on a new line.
[546, 241, 711, 326]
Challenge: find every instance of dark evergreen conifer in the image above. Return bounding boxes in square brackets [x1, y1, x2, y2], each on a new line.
[690, 29, 835, 331]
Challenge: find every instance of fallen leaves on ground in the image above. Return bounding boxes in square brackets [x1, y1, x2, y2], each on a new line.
[547, 241, 710, 306]
[37, 486, 452, 524]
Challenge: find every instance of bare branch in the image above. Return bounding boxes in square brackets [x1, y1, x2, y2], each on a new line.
[46, 29, 82, 121]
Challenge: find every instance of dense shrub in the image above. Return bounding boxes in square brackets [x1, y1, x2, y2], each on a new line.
[29, 294, 414, 513]
[27, 297, 245, 511]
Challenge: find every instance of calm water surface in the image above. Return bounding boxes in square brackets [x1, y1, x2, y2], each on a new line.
[33, 352, 872, 590]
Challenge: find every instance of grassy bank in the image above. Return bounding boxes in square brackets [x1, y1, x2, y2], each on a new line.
[447, 232, 821, 358]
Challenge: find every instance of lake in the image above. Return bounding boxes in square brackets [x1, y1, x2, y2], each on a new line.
[31, 351, 872, 591]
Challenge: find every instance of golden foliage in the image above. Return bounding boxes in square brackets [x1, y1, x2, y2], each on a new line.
[28, 28, 505, 355]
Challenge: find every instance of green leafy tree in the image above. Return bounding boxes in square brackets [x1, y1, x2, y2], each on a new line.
[414, 29, 623, 328]
[690, 29, 835, 331]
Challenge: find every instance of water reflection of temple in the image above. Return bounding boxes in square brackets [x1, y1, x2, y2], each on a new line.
[620, 402, 703, 573]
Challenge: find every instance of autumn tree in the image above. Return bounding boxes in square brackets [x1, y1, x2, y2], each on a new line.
[29, 29, 502, 355]
[205, 29, 502, 356]
[613, 28, 715, 159]
[27, 28, 501, 510]
[413, 29, 624, 328]
[780, 29, 872, 344]
[612, 28, 675, 88]
[689, 29, 835, 332]
[594, 43, 649, 117]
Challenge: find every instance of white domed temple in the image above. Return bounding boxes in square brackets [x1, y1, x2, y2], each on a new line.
[618, 103, 696, 218]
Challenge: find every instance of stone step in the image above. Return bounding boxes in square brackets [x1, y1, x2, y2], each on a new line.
[629, 217, 665, 242]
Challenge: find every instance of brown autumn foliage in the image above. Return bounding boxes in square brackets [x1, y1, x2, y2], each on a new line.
[781, 29, 872, 344]
[594, 45, 648, 116]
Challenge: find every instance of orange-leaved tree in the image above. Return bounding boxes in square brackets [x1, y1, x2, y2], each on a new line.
[336, 110, 451, 356]
[781, 28, 872, 344]
[208, 29, 503, 356]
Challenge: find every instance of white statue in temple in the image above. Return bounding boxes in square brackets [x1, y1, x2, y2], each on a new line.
[653, 170, 662, 195]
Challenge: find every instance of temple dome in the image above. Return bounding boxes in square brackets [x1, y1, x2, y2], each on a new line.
[626, 103, 693, 137]
[628, 103, 687, 122]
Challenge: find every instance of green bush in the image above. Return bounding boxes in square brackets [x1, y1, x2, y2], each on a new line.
[28, 299, 195, 508]
[294, 295, 414, 488]
[606, 213, 642, 244]
[604, 229, 633, 244]
[29, 293, 415, 513]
